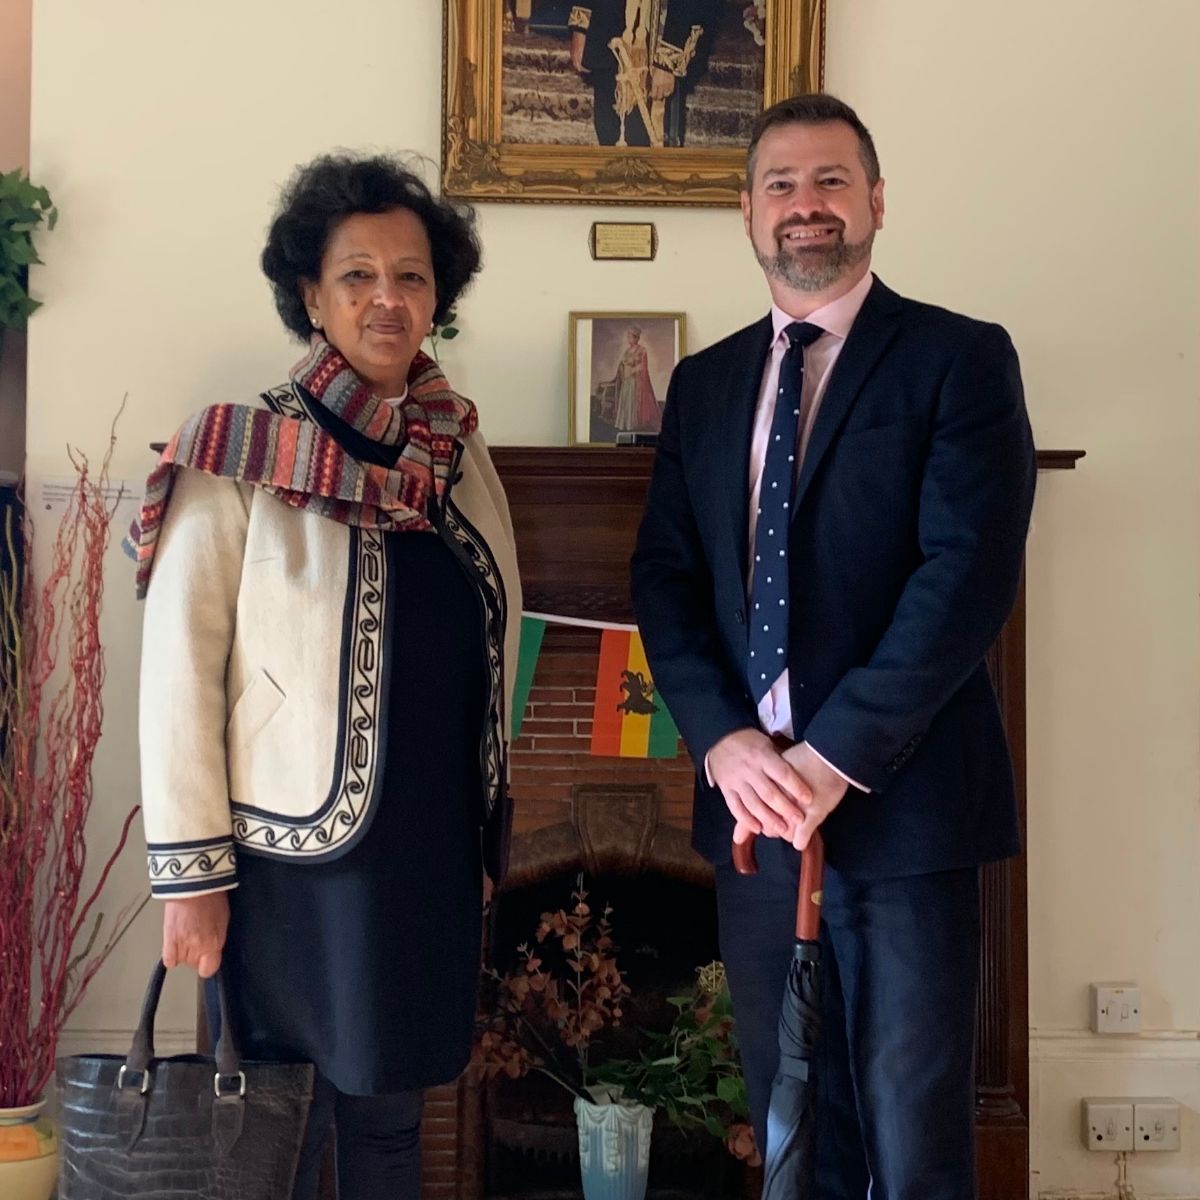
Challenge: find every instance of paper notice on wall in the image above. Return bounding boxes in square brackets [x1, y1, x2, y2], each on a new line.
[33, 476, 142, 524]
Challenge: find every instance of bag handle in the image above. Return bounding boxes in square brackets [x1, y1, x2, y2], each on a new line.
[116, 960, 247, 1156]
[119, 959, 243, 1092]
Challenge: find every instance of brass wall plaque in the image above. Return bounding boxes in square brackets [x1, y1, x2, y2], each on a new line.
[590, 222, 657, 261]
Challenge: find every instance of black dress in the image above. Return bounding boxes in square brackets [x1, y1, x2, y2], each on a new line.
[218, 402, 487, 1095]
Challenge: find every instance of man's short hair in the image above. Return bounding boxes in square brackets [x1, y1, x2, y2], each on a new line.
[745, 93, 881, 189]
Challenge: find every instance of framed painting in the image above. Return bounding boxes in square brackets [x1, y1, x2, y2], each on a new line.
[568, 311, 685, 445]
[443, 0, 826, 205]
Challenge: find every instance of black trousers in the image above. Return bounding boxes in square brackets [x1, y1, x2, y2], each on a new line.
[716, 837, 980, 1199]
[291, 1073, 423, 1200]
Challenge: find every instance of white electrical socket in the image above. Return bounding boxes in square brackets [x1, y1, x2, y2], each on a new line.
[1090, 981, 1142, 1034]
[1082, 1098, 1134, 1151]
[1134, 1098, 1181, 1151]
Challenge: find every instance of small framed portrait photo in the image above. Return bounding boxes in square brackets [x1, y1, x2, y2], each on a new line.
[568, 311, 686, 447]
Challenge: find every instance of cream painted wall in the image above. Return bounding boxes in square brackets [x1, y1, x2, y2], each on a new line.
[26, 1, 1199, 1194]
[0, 0, 32, 472]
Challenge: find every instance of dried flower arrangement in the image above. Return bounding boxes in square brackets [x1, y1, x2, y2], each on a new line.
[0, 433, 145, 1108]
[473, 875, 760, 1164]
[475, 877, 630, 1102]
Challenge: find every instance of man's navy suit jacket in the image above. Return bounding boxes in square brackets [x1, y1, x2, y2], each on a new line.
[630, 277, 1037, 879]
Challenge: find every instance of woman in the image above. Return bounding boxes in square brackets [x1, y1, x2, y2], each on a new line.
[611, 325, 661, 433]
[129, 155, 521, 1199]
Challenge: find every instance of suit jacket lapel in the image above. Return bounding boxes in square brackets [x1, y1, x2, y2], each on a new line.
[721, 316, 774, 580]
[792, 277, 904, 516]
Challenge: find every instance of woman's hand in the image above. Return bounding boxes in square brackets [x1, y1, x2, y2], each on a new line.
[162, 892, 230, 978]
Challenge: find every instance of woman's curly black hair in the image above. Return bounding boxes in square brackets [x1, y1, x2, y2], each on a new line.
[261, 153, 481, 339]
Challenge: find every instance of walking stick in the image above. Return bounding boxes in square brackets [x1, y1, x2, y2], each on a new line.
[732, 828, 826, 1198]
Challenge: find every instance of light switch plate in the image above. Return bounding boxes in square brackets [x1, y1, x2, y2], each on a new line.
[1082, 1098, 1134, 1151]
[1134, 1098, 1181, 1151]
[1090, 981, 1142, 1034]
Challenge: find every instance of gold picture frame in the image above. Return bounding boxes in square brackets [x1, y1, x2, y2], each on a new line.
[443, 0, 826, 206]
[568, 311, 686, 446]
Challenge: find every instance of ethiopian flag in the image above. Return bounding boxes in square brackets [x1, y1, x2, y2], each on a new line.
[511, 616, 547, 742]
[590, 629, 680, 758]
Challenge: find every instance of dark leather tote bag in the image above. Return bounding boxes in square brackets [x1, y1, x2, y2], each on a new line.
[56, 959, 314, 1199]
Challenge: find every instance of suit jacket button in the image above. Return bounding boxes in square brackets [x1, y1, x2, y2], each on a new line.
[734, 610, 745, 625]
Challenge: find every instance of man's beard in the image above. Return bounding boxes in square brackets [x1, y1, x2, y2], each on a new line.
[754, 217, 874, 293]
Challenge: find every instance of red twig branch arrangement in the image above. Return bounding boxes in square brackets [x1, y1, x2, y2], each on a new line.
[0, 420, 145, 1107]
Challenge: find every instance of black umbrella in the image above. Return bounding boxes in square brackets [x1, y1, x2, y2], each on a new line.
[733, 828, 826, 1199]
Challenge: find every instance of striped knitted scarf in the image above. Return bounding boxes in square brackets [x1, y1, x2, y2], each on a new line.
[125, 337, 477, 598]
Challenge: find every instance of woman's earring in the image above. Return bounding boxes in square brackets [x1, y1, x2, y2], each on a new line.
[309, 313, 322, 330]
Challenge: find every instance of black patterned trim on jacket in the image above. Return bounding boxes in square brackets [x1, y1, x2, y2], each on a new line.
[147, 836, 237, 897]
[229, 523, 389, 860]
[261, 381, 305, 420]
[441, 492, 507, 820]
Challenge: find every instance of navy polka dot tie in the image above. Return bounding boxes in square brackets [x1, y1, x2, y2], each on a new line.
[747, 321, 824, 703]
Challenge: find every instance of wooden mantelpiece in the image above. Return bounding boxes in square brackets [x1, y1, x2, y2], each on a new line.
[486, 445, 1082, 1200]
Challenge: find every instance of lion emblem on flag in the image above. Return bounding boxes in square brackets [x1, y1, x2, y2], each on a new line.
[617, 669, 660, 716]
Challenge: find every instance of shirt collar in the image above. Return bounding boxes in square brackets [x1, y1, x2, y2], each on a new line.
[382, 386, 410, 407]
[769, 270, 876, 346]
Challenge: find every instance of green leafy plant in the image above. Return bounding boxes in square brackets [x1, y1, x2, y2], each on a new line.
[590, 961, 760, 1164]
[426, 306, 459, 363]
[0, 169, 57, 331]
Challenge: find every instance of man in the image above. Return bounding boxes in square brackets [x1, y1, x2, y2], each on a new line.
[568, 0, 715, 146]
[630, 94, 1035, 1196]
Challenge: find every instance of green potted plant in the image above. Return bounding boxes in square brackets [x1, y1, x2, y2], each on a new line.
[591, 962, 761, 1168]
[474, 880, 759, 1200]
[0, 169, 56, 337]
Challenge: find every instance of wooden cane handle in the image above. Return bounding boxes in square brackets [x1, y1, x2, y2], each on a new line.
[730, 828, 824, 938]
[796, 829, 825, 941]
[732, 836, 758, 875]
